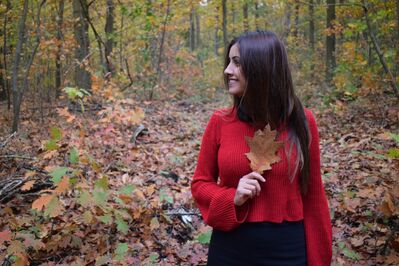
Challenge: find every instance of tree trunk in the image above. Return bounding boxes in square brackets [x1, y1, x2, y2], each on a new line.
[73, 0, 92, 91]
[243, 2, 249, 32]
[232, 1, 237, 36]
[283, 2, 291, 42]
[119, 5, 124, 68]
[396, 0, 399, 40]
[293, 0, 299, 38]
[105, 0, 115, 74]
[2, 0, 11, 109]
[195, 10, 201, 48]
[23, 0, 46, 110]
[214, 5, 219, 56]
[395, 0, 399, 76]
[55, 0, 64, 98]
[362, 1, 398, 97]
[0, 50, 5, 102]
[189, 7, 195, 51]
[309, 0, 315, 75]
[326, 0, 336, 84]
[78, 0, 108, 74]
[254, 0, 260, 30]
[222, 0, 227, 52]
[150, 0, 170, 100]
[11, 0, 29, 132]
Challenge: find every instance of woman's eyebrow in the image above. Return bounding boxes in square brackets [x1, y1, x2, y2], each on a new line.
[231, 56, 240, 60]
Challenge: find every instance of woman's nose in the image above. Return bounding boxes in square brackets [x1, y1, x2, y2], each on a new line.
[224, 63, 232, 75]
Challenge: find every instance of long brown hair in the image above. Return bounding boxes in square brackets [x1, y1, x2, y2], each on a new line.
[224, 30, 311, 194]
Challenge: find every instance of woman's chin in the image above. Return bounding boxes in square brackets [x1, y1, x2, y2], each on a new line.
[228, 88, 243, 97]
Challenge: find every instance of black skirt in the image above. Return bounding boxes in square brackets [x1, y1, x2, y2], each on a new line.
[207, 220, 307, 266]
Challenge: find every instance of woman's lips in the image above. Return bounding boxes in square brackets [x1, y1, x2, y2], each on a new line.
[228, 79, 238, 86]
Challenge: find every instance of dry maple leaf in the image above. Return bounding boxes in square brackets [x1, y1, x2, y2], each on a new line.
[245, 125, 284, 174]
[21, 180, 35, 191]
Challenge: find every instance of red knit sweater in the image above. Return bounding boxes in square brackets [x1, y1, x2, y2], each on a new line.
[191, 107, 332, 266]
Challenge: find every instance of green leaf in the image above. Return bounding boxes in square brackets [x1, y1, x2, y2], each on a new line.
[44, 196, 61, 217]
[116, 217, 129, 234]
[148, 252, 159, 262]
[63, 87, 78, 100]
[114, 196, 126, 206]
[120, 184, 135, 195]
[79, 88, 91, 96]
[44, 140, 59, 151]
[114, 209, 130, 220]
[160, 190, 174, 204]
[50, 127, 62, 141]
[95, 255, 109, 266]
[390, 133, 399, 143]
[69, 147, 79, 164]
[93, 190, 108, 207]
[197, 230, 212, 244]
[49, 167, 68, 184]
[95, 176, 109, 191]
[114, 242, 128, 260]
[342, 247, 361, 260]
[69, 177, 78, 185]
[97, 214, 113, 224]
[388, 148, 399, 159]
[77, 190, 91, 207]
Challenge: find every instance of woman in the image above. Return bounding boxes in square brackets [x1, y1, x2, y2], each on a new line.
[191, 31, 332, 266]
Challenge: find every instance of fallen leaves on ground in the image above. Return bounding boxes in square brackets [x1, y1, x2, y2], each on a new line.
[0, 92, 398, 265]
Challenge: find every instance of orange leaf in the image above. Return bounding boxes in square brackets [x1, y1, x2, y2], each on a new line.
[0, 230, 12, 245]
[380, 193, 395, 217]
[32, 194, 53, 211]
[54, 176, 70, 195]
[21, 180, 35, 191]
[24, 171, 37, 178]
[245, 125, 284, 174]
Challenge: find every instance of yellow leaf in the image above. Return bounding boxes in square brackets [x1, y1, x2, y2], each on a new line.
[44, 196, 63, 217]
[245, 125, 284, 174]
[150, 217, 160, 230]
[129, 107, 145, 124]
[83, 210, 93, 224]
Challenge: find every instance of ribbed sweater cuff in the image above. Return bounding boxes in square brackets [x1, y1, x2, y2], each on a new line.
[208, 188, 249, 231]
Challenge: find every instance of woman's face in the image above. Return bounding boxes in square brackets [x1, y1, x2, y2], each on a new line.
[224, 44, 246, 97]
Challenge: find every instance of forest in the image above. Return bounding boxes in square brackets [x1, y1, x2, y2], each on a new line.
[0, 0, 398, 265]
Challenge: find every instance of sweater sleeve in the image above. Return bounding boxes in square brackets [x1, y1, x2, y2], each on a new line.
[191, 112, 249, 231]
[302, 110, 332, 266]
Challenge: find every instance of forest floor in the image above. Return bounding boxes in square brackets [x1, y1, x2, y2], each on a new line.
[0, 89, 398, 265]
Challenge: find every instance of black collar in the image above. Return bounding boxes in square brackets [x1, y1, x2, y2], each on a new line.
[237, 104, 253, 123]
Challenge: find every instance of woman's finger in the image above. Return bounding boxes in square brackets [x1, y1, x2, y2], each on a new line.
[241, 184, 256, 197]
[243, 172, 265, 183]
[238, 188, 253, 200]
[247, 172, 266, 182]
[246, 179, 261, 195]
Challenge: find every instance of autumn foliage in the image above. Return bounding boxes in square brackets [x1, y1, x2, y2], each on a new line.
[1, 0, 399, 265]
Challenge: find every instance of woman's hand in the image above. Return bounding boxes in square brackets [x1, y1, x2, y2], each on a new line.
[234, 172, 266, 206]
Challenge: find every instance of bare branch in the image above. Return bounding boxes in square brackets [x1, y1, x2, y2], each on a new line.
[0, 132, 16, 148]
[0, 154, 36, 160]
